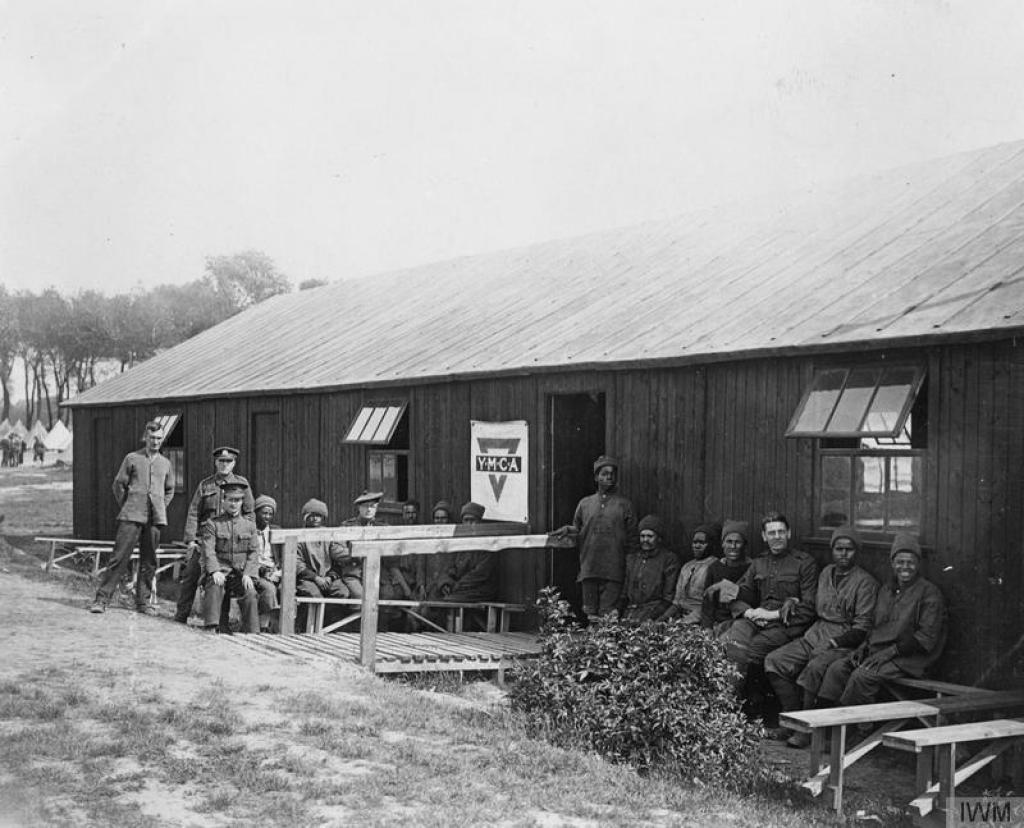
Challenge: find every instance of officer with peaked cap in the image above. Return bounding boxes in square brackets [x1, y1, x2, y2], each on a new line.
[199, 480, 260, 633]
[174, 446, 255, 624]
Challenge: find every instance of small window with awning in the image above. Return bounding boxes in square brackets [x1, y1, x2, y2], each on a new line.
[786, 366, 925, 439]
[152, 412, 185, 492]
[343, 403, 408, 445]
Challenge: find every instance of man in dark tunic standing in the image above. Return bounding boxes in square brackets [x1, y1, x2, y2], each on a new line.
[569, 455, 639, 621]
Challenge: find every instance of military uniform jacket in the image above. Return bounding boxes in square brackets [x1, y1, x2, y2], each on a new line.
[572, 489, 640, 583]
[183, 473, 255, 543]
[802, 564, 879, 650]
[731, 548, 819, 630]
[201, 513, 260, 577]
[112, 448, 174, 526]
[866, 576, 947, 676]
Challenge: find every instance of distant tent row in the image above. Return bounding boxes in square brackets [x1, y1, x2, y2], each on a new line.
[0, 418, 73, 466]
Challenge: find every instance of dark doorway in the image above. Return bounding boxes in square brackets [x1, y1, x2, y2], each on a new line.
[547, 392, 606, 610]
[250, 411, 282, 505]
[92, 416, 115, 538]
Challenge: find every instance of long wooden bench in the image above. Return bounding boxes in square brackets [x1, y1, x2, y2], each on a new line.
[780, 689, 1024, 814]
[887, 676, 993, 699]
[294, 596, 526, 634]
[883, 718, 1024, 818]
[37, 535, 187, 606]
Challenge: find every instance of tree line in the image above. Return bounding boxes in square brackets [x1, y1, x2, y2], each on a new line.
[0, 251, 327, 425]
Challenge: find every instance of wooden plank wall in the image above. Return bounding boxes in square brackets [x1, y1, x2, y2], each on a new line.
[70, 338, 1024, 685]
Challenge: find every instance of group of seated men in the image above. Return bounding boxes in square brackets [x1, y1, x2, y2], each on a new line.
[171, 445, 498, 634]
[616, 510, 947, 748]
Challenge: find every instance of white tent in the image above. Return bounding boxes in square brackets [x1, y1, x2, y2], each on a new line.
[0, 418, 10, 437]
[44, 419, 73, 451]
[9, 419, 27, 440]
[29, 419, 48, 444]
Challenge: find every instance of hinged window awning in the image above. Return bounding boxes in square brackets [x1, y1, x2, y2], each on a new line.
[152, 413, 181, 444]
[786, 366, 925, 438]
[343, 403, 408, 445]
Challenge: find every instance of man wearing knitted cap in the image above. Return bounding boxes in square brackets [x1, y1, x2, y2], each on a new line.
[565, 455, 639, 620]
[764, 525, 879, 747]
[721, 512, 819, 715]
[295, 498, 361, 603]
[700, 520, 753, 630]
[620, 515, 680, 621]
[816, 533, 946, 711]
[438, 502, 498, 604]
[174, 446, 254, 624]
[253, 495, 282, 632]
[660, 523, 720, 623]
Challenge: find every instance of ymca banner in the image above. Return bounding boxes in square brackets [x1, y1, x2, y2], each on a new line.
[470, 420, 529, 523]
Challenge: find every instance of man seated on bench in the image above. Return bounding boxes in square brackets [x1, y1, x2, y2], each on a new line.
[295, 498, 362, 600]
[438, 502, 497, 603]
[200, 481, 259, 633]
[618, 514, 679, 621]
[721, 512, 819, 721]
[815, 533, 947, 730]
[253, 495, 281, 633]
[765, 525, 879, 747]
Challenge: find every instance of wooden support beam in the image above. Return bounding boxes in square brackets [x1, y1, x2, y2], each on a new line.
[359, 544, 381, 671]
[279, 536, 297, 636]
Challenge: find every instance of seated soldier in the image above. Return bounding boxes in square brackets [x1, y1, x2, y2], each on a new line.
[439, 502, 497, 603]
[721, 512, 818, 720]
[764, 525, 879, 746]
[815, 534, 946, 719]
[200, 481, 260, 633]
[619, 514, 679, 621]
[253, 494, 281, 633]
[700, 520, 753, 631]
[660, 522, 720, 623]
[295, 499, 356, 599]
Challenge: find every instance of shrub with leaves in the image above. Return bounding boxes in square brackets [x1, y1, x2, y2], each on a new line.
[510, 588, 764, 789]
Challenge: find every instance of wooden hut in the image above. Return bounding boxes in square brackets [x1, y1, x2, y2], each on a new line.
[66, 140, 1024, 687]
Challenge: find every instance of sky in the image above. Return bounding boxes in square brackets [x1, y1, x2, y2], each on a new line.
[3, 0, 1024, 296]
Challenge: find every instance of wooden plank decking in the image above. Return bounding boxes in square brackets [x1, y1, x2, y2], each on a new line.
[218, 631, 542, 674]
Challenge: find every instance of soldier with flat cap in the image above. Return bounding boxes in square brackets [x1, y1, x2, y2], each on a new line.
[174, 446, 255, 625]
[343, 489, 384, 527]
[199, 480, 260, 633]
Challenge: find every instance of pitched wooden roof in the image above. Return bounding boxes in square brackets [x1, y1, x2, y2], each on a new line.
[69, 139, 1024, 407]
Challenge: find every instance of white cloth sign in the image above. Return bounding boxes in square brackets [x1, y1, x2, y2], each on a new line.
[470, 420, 529, 523]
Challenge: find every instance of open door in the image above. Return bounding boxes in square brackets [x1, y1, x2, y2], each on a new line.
[547, 392, 606, 612]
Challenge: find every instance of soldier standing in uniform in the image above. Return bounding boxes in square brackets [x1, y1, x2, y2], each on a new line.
[90, 421, 174, 614]
[199, 481, 260, 633]
[174, 446, 254, 624]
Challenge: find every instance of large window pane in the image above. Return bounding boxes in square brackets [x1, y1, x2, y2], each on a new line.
[863, 367, 920, 434]
[854, 456, 886, 529]
[826, 368, 880, 433]
[791, 369, 847, 433]
[887, 456, 922, 529]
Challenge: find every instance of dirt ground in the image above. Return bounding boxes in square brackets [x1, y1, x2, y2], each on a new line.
[0, 465, 972, 826]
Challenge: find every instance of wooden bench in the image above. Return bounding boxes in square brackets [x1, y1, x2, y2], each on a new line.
[887, 676, 993, 699]
[780, 689, 1024, 814]
[37, 536, 187, 606]
[295, 597, 526, 635]
[883, 719, 1024, 818]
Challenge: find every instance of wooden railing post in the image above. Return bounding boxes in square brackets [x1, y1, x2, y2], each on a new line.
[279, 536, 297, 635]
[358, 543, 381, 670]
